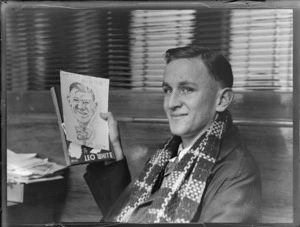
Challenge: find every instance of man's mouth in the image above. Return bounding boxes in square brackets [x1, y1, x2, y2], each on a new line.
[75, 109, 88, 118]
[169, 113, 188, 120]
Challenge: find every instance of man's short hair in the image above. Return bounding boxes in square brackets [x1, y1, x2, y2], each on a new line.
[69, 82, 96, 101]
[164, 45, 233, 88]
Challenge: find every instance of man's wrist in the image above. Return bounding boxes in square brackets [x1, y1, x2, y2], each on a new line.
[113, 143, 124, 161]
[108, 141, 124, 163]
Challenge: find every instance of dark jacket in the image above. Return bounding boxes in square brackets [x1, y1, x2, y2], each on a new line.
[84, 125, 262, 223]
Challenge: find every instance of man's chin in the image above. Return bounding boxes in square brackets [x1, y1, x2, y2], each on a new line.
[169, 126, 186, 137]
[77, 117, 90, 124]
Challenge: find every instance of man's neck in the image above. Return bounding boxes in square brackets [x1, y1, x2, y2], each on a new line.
[78, 121, 89, 128]
[181, 117, 217, 148]
[181, 133, 204, 149]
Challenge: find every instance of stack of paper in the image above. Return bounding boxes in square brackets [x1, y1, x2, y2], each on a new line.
[7, 149, 66, 184]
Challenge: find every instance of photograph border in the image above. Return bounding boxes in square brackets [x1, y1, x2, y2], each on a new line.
[1, 1, 299, 226]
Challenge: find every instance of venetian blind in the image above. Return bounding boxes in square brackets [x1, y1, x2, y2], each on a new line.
[4, 8, 293, 91]
[130, 9, 293, 91]
[128, 10, 195, 90]
[5, 9, 130, 91]
[229, 9, 293, 91]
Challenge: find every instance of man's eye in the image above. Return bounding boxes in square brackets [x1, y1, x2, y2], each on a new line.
[162, 87, 172, 94]
[181, 87, 193, 94]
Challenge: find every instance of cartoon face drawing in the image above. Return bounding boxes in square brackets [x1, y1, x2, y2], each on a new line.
[68, 82, 98, 125]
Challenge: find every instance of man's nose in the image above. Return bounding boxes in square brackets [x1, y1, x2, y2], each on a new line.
[168, 91, 182, 109]
[78, 101, 85, 109]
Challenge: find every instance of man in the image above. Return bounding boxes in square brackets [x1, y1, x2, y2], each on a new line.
[85, 45, 262, 223]
[67, 82, 108, 150]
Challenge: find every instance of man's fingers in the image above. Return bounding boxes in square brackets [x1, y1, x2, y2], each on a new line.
[100, 112, 124, 161]
[100, 112, 115, 122]
[100, 112, 108, 120]
[100, 112, 119, 135]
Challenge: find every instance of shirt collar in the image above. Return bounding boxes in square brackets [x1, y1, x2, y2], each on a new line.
[177, 143, 192, 161]
[171, 124, 240, 162]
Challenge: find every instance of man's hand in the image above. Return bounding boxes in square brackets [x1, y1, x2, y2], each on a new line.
[100, 112, 124, 162]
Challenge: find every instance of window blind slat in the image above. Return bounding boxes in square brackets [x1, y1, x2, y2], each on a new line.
[5, 8, 293, 91]
[229, 9, 293, 91]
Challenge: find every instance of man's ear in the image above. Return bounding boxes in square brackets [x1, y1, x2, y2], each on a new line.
[93, 102, 98, 113]
[216, 88, 234, 112]
[67, 95, 71, 106]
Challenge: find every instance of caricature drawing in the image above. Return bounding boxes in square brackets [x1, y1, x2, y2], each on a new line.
[67, 82, 98, 145]
[61, 72, 109, 151]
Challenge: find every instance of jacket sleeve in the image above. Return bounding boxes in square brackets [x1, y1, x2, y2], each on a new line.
[197, 150, 262, 223]
[84, 158, 131, 217]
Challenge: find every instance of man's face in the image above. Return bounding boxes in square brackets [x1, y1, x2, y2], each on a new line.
[68, 89, 97, 124]
[163, 58, 220, 147]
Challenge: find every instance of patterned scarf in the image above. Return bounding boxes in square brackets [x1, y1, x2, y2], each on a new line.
[116, 110, 232, 223]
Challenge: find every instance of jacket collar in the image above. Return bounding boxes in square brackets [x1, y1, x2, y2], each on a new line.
[218, 124, 242, 161]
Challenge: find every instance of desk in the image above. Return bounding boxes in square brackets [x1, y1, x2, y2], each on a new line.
[6, 176, 68, 224]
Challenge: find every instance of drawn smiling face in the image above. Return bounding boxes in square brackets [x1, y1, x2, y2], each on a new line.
[69, 89, 97, 124]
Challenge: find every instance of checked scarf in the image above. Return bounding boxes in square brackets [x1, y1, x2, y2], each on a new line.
[115, 110, 233, 223]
